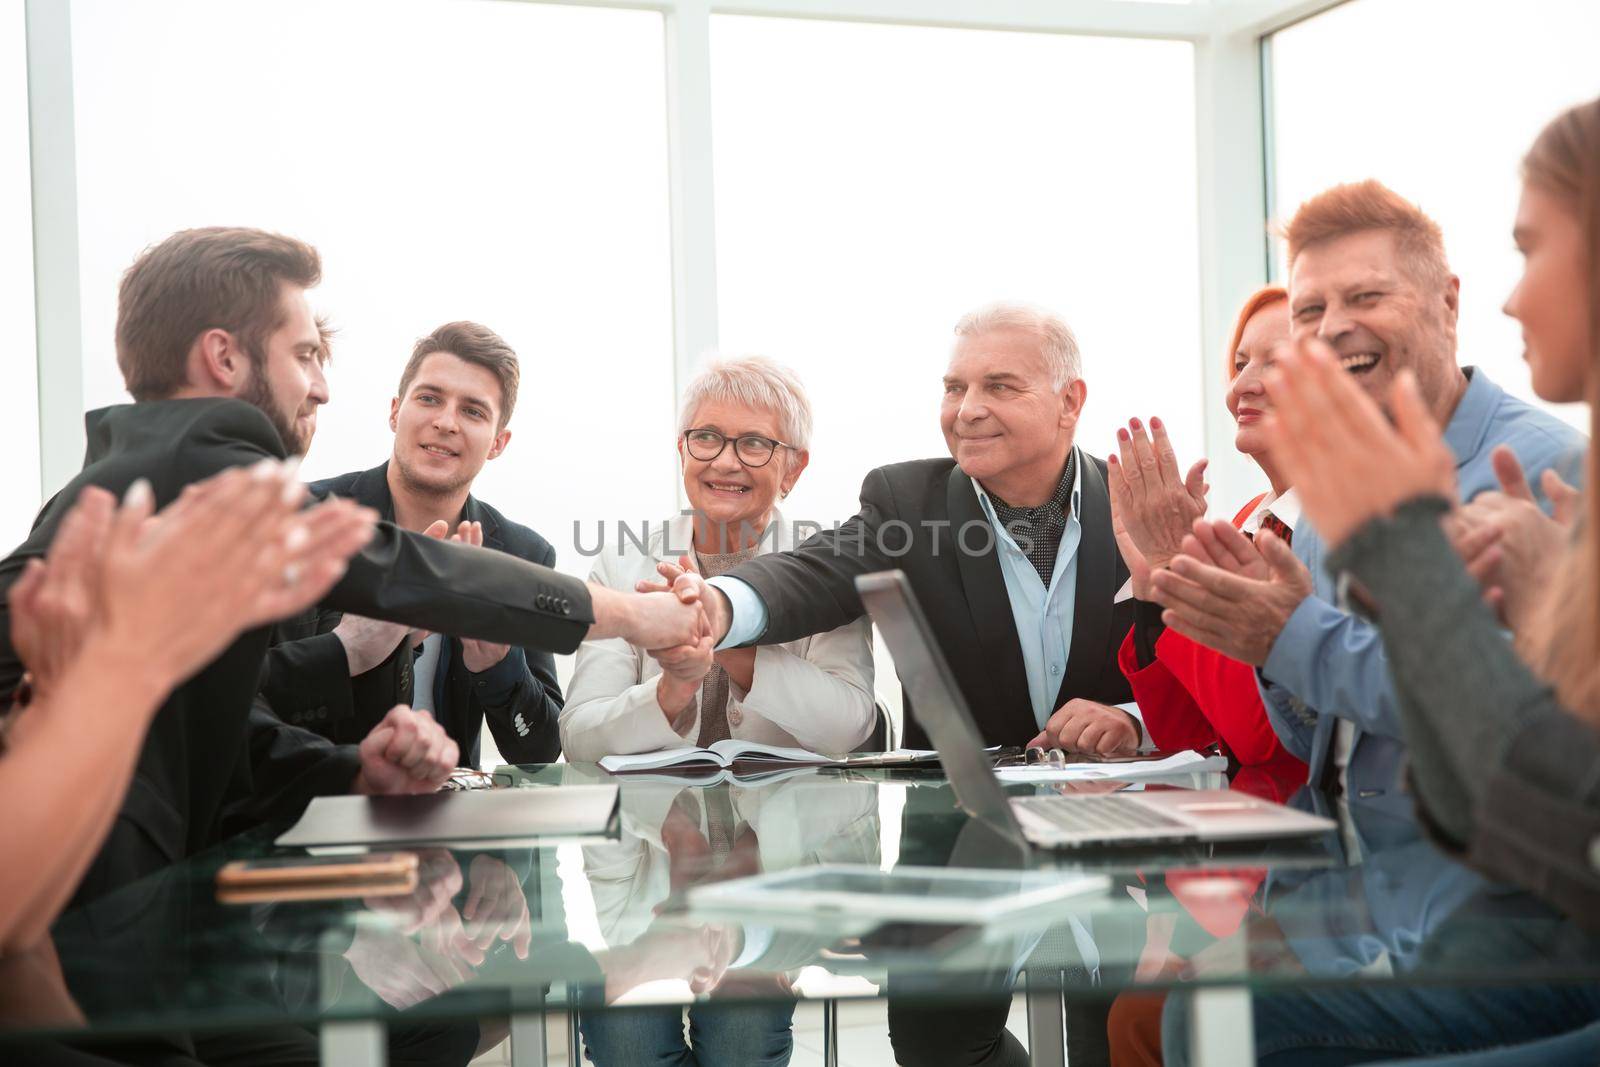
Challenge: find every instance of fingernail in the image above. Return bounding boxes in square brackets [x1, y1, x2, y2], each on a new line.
[1150, 416, 1163, 430]
[123, 478, 153, 509]
[1116, 428, 1129, 442]
[1130, 418, 1142, 431]
[281, 455, 303, 478]
[251, 458, 277, 480]
[284, 523, 309, 552]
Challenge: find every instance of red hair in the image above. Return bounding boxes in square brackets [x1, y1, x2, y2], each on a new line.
[1225, 286, 1288, 382]
[1283, 180, 1449, 289]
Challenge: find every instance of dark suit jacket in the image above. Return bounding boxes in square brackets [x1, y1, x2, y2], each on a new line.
[727, 453, 1134, 749]
[0, 399, 591, 905]
[260, 462, 565, 766]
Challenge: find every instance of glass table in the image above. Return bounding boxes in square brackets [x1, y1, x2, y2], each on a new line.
[6, 763, 1597, 1066]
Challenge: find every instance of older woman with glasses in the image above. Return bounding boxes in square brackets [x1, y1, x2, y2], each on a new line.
[561, 356, 873, 1067]
[561, 354, 875, 763]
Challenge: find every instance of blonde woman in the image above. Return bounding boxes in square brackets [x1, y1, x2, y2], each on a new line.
[562, 355, 874, 764]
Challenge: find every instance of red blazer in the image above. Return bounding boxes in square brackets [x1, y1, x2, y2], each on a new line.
[1117, 493, 1307, 778]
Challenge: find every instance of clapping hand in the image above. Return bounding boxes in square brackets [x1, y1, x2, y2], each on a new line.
[10, 462, 375, 702]
[1108, 417, 1209, 600]
[1263, 338, 1456, 548]
[1150, 519, 1312, 666]
[1450, 446, 1581, 631]
[332, 519, 449, 675]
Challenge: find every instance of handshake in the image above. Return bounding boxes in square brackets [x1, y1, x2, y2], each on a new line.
[585, 556, 730, 653]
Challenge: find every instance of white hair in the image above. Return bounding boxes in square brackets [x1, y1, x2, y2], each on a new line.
[677, 353, 813, 456]
[953, 302, 1082, 389]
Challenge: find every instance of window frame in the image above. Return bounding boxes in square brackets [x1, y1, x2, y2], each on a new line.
[20, 0, 1337, 516]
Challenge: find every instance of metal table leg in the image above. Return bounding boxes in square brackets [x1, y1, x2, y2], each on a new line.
[318, 937, 385, 1067]
[510, 1009, 550, 1067]
[1189, 984, 1255, 1067]
[320, 1019, 385, 1066]
[1025, 968, 1067, 1067]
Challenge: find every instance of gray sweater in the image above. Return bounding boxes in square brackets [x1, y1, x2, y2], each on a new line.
[1328, 497, 1600, 928]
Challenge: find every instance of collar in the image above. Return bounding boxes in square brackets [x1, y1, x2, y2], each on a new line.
[360, 460, 495, 545]
[1441, 366, 1497, 469]
[1241, 488, 1301, 535]
[971, 447, 1084, 529]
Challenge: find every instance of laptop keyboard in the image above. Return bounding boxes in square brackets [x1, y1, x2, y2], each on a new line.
[1013, 796, 1189, 835]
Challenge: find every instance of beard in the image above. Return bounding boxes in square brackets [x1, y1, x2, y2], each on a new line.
[391, 448, 474, 500]
[239, 371, 311, 456]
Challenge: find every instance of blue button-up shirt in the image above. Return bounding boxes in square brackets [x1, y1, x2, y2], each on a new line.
[1258, 367, 1585, 791]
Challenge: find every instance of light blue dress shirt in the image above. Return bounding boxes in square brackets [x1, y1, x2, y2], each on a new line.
[1257, 367, 1585, 793]
[711, 448, 1137, 734]
[969, 461, 1083, 731]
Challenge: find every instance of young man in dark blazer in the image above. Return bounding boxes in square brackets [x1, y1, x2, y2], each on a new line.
[262, 322, 566, 767]
[0, 228, 706, 909]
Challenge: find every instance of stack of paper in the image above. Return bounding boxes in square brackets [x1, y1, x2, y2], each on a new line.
[994, 750, 1227, 783]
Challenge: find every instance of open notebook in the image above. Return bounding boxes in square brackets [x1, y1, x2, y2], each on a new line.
[598, 739, 840, 782]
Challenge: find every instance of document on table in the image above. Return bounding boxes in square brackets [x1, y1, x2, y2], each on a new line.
[994, 750, 1227, 782]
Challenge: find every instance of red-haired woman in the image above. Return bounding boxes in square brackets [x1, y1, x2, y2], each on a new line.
[1105, 286, 1307, 786]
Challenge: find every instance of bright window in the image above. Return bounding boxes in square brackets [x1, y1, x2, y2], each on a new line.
[711, 15, 1203, 529]
[70, 0, 676, 577]
[1270, 0, 1600, 429]
[1, 1, 39, 551]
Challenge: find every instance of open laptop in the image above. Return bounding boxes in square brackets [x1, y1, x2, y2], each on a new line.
[854, 570, 1335, 850]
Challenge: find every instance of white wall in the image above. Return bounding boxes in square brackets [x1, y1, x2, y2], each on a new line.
[69, 0, 678, 579]
[1270, 0, 1600, 433]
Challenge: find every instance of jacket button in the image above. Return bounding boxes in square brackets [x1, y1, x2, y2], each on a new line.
[561, 598, 572, 614]
[535, 594, 547, 609]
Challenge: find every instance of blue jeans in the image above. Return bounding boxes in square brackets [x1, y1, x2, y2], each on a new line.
[1369, 1019, 1600, 1066]
[578, 1002, 796, 1067]
[1160, 983, 1600, 1066]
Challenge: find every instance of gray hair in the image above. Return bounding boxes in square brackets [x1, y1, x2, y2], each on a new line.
[678, 354, 813, 457]
[953, 302, 1082, 389]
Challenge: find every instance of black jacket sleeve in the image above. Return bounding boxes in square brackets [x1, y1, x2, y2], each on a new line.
[258, 611, 355, 728]
[174, 403, 595, 655]
[221, 697, 364, 833]
[474, 538, 565, 765]
[325, 525, 592, 654]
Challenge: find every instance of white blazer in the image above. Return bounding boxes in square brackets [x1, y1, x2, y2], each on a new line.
[560, 511, 876, 762]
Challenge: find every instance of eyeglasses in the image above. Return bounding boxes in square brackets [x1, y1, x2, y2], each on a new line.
[682, 428, 794, 468]
[441, 768, 512, 791]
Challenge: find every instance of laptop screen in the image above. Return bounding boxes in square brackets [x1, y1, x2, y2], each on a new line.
[855, 570, 1026, 846]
